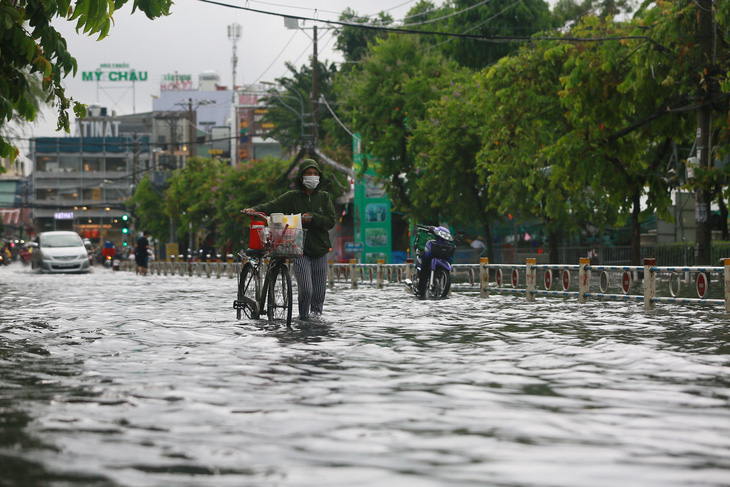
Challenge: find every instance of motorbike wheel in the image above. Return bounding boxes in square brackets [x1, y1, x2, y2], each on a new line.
[428, 268, 451, 299]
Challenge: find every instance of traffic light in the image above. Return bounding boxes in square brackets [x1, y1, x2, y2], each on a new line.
[121, 214, 130, 240]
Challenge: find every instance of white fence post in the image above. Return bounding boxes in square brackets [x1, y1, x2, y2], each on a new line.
[480, 258, 489, 298]
[644, 258, 656, 311]
[578, 257, 590, 303]
[725, 258, 730, 313]
[526, 258, 536, 302]
[376, 260, 384, 289]
[349, 259, 357, 289]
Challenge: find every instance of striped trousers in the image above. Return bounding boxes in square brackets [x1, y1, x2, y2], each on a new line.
[292, 254, 329, 319]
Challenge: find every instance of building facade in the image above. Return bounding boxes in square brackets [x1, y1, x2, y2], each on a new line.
[31, 110, 151, 247]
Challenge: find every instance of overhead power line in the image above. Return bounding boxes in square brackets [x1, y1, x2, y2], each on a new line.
[195, 0, 651, 44]
[403, 0, 493, 27]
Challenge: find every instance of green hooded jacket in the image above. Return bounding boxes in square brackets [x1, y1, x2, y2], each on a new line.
[253, 159, 336, 258]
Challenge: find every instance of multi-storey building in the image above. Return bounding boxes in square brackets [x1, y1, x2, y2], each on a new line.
[30, 107, 151, 246]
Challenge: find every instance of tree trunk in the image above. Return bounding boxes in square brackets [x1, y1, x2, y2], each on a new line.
[717, 187, 728, 241]
[547, 226, 562, 264]
[630, 189, 642, 266]
[693, 0, 714, 265]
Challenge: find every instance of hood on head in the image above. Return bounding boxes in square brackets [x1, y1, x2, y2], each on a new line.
[298, 159, 321, 177]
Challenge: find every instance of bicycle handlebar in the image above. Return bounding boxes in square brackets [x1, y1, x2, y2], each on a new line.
[241, 210, 266, 217]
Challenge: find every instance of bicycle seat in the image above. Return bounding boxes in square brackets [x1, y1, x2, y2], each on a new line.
[243, 248, 265, 258]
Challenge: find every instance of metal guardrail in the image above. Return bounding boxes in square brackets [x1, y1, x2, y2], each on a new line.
[119, 256, 730, 313]
[326, 258, 730, 312]
[119, 259, 243, 279]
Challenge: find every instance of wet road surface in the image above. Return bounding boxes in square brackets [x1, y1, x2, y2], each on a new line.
[1, 264, 729, 486]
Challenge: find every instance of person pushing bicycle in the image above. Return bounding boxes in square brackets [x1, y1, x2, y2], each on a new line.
[244, 159, 336, 322]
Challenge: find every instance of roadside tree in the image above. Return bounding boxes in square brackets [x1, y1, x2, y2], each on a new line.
[0, 0, 172, 159]
[474, 40, 608, 263]
[129, 174, 170, 243]
[335, 33, 461, 216]
[212, 156, 294, 251]
[410, 69, 500, 263]
[551, 15, 694, 265]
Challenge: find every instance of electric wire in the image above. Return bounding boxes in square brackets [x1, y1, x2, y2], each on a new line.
[403, 0, 493, 27]
[428, 0, 522, 51]
[320, 95, 355, 138]
[249, 28, 300, 85]
[195, 0, 651, 44]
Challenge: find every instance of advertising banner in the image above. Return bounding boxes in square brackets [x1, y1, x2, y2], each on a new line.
[353, 135, 392, 263]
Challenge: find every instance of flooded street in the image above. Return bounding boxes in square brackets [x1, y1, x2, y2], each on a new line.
[1, 264, 729, 487]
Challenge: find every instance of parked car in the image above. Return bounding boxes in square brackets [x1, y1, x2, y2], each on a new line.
[31, 231, 91, 273]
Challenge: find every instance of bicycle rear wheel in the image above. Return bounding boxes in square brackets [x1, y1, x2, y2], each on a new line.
[267, 263, 293, 328]
[236, 263, 260, 319]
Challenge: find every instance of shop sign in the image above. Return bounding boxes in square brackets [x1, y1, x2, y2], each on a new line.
[54, 212, 74, 220]
[74, 120, 122, 137]
[238, 94, 258, 106]
[160, 73, 193, 91]
[82, 63, 148, 82]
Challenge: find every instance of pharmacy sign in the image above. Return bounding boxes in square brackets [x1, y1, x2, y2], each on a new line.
[81, 63, 148, 82]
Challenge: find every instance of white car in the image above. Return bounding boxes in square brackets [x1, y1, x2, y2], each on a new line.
[31, 231, 91, 274]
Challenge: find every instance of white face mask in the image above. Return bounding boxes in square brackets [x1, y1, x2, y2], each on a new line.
[302, 175, 320, 190]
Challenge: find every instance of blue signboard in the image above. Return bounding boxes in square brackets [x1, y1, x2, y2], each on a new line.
[345, 242, 364, 253]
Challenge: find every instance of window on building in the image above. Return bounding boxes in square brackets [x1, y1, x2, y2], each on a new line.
[36, 156, 59, 172]
[83, 157, 102, 172]
[106, 157, 127, 172]
[82, 188, 102, 200]
[37, 188, 58, 202]
[60, 189, 79, 201]
[59, 156, 80, 172]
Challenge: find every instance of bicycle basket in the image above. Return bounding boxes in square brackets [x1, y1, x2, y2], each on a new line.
[258, 225, 306, 257]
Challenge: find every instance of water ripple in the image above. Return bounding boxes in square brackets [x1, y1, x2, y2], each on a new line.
[1, 265, 729, 486]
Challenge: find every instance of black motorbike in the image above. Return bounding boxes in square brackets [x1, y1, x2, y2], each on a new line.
[405, 224, 456, 299]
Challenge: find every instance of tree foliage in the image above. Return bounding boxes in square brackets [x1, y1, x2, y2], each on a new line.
[0, 0, 172, 159]
[334, 8, 393, 68]
[435, 0, 556, 70]
[130, 156, 296, 251]
[211, 156, 293, 250]
[475, 40, 589, 262]
[129, 174, 169, 242]
[336, 33, 460, 213]
[410, 69, 500, 262]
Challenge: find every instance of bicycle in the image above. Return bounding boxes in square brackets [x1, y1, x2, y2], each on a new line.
[233, 211, 305, 328]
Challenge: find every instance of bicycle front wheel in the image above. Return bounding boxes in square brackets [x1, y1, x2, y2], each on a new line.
[267, 263, 293, 328]
[237, 263, 260, 320]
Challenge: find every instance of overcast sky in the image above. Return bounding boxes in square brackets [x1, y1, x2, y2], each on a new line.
[25, 0, 421, 142]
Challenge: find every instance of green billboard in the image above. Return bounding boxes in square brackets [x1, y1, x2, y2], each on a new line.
[353, 135, 392, 263]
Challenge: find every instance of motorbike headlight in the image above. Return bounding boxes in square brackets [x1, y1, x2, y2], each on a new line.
[434, 229, 453, 241]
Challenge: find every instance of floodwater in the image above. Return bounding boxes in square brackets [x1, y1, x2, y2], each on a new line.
[0, 264, 729, 487]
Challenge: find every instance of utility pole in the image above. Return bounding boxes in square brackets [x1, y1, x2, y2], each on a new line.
[693, 0, 715, 265]
[311, 24, 319, 145]
[132, 132, 139, 187]
[188, 98, 195, 159]
[228, 23, 242, 165]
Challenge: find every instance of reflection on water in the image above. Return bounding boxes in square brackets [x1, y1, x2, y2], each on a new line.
[1, 265, 729, 487]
